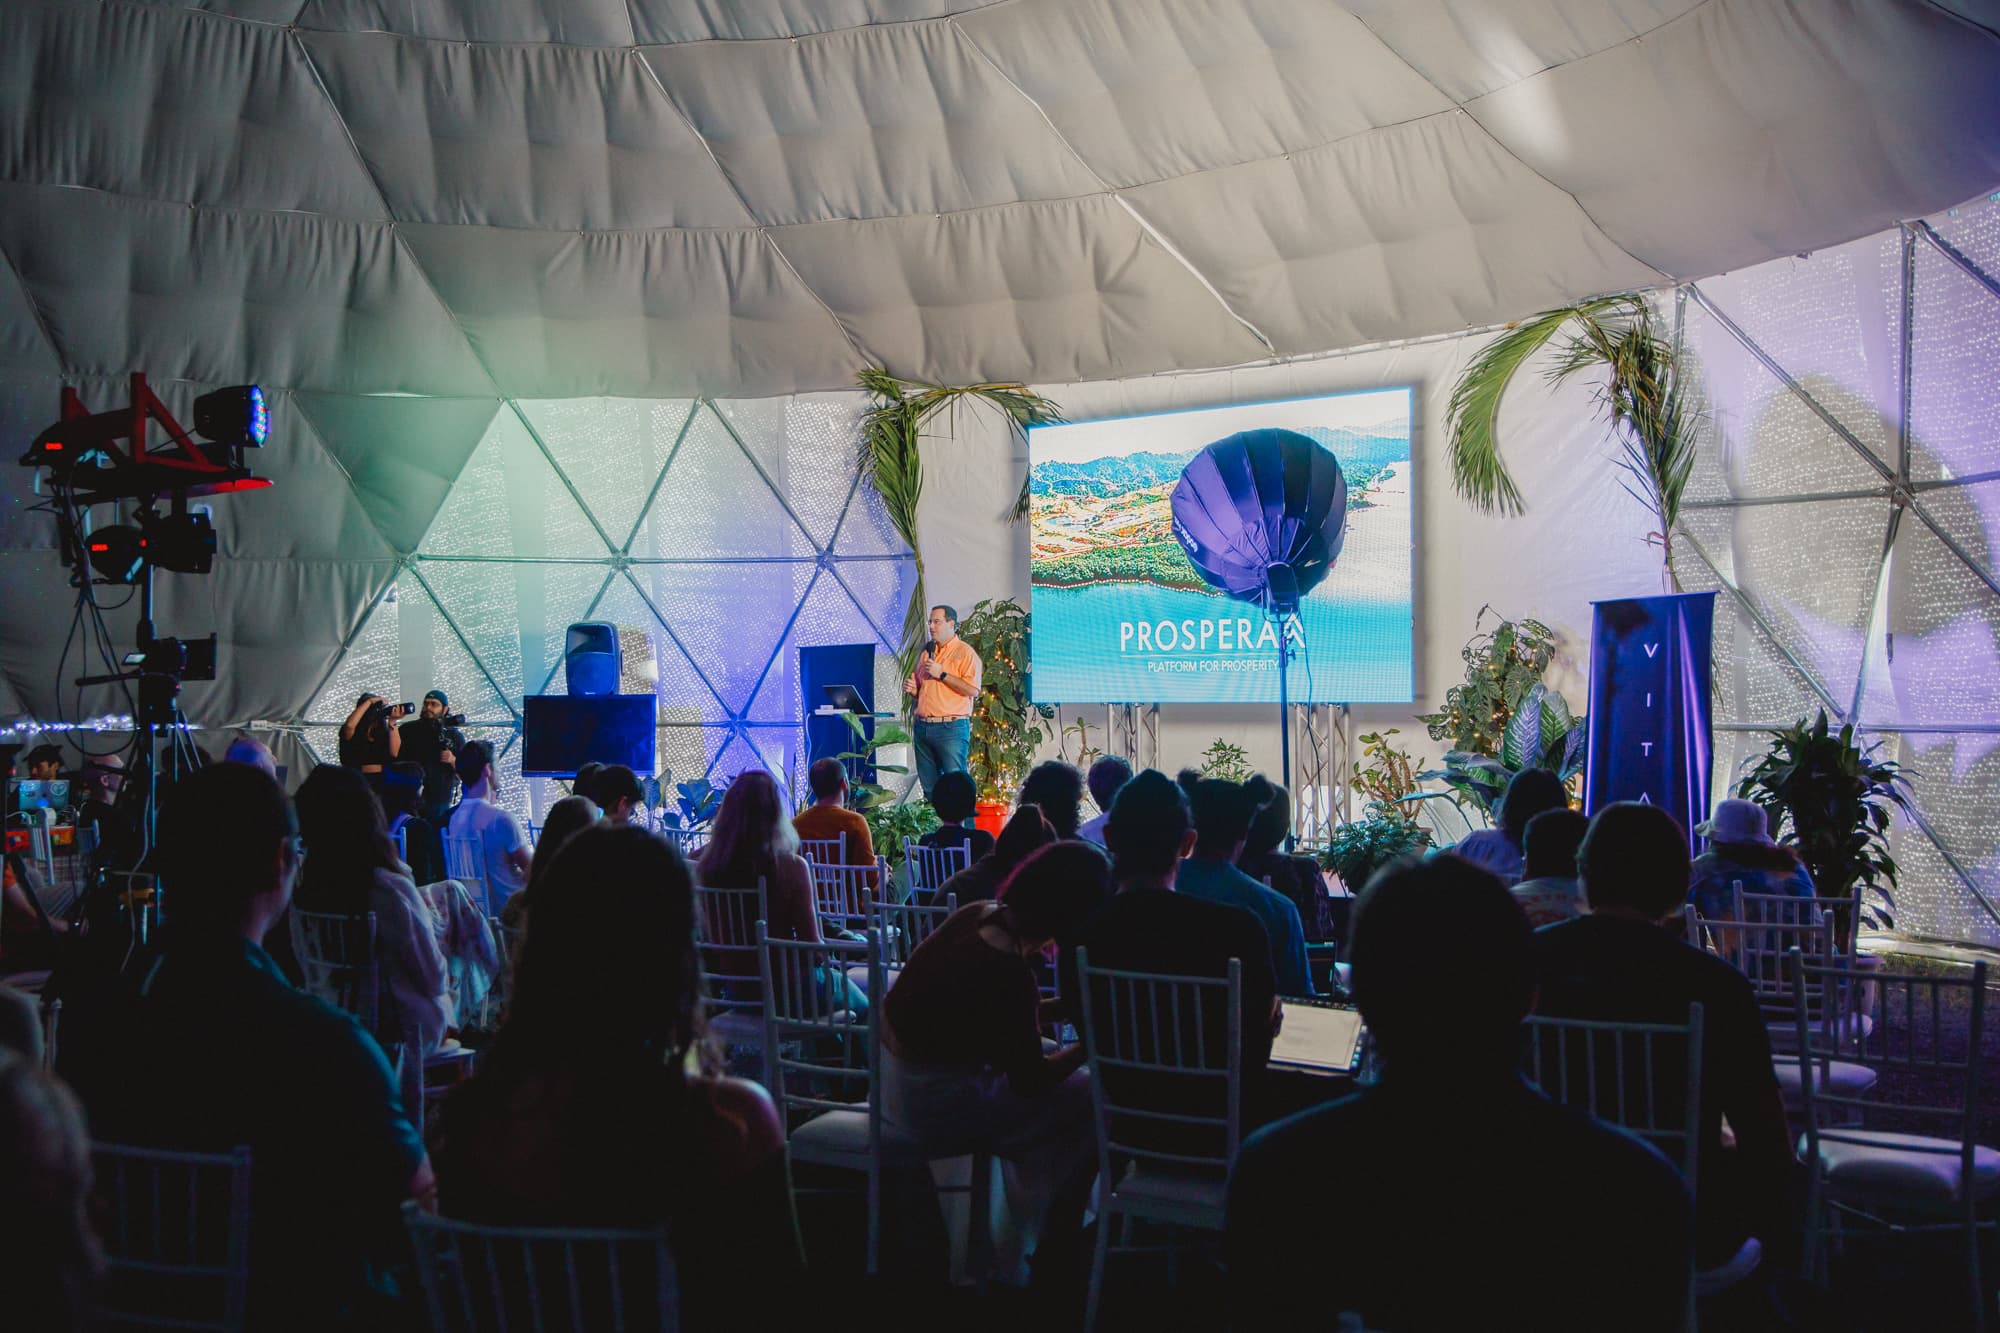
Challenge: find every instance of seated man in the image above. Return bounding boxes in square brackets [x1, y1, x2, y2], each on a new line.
[791, 758, 879, 888]
[592, 764, 644, 827]
[1172, 771, 1313, 996]
[1534, 802, 1796, 1270]
[1075, 755, 1131, 847]
[1510, 807, 1590, 927]
[69, 763, 432, 1331]
[1228, 856, 1692, 1331]
[25, 743, 65, 782]
[917, 769, 995, 862]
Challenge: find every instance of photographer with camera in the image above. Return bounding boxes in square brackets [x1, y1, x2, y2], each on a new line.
[396, 690, 465, 824]
[339, 693, 406, 775]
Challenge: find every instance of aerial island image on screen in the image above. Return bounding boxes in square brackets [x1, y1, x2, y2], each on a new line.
[1027, 389, 1414, 704]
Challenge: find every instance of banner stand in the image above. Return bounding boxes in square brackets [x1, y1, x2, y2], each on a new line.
[1582, 592, 1718, 852]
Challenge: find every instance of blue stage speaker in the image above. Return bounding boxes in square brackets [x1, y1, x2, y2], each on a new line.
[564, 622, 621, 698]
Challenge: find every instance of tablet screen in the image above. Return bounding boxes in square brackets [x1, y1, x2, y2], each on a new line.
[1269, 1003, 1365, 1074]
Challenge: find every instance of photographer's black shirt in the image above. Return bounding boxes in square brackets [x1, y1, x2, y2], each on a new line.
[339, 729, 392, 769]
[396, 720, 462, 810]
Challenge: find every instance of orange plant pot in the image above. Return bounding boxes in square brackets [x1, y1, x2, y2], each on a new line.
[974, 800, 1008, 839]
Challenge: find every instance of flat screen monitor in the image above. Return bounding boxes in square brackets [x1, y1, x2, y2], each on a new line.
[520, 695, 657, 777]
[10, 779, 70, 811]
[1026, 387, 1414, 704]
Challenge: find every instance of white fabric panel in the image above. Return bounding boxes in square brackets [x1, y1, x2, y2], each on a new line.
[0, 184, 492, 395]
[631, 0, 989, 45]
[774, 196, 1269, 384]
[1470, 0, 2000, 278]
[301, 34, 753, 229]
[957, 0, 1450, 188]
[121, 0, 313, 28]
[292, 392, 502, 554]
[1343, 0, 1703, 103]
[1125, 111, 1659, 356]
[0, 369, 64, 551]
[642, 20, 1101, 226]
[0, 263, 61, 375]
[398, 223, 856, 397]
[297, 0, 634, 45]
[0, 2, 386, 220]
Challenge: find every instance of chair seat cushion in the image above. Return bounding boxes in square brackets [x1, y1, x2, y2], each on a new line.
[1772, 1058, 1877, 1109]
[845, 963, 901, 994]
[789, 1109, 872, 1161]
[1805, 1129, 2000, 1205]
[1111, 1162, 1228, 1212]
[707, 1011, 764, 1046]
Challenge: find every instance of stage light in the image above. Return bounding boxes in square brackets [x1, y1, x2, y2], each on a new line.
[86, 525, 145, 584]
[192, 384, 267, 447]
[138, 509, 215, 574]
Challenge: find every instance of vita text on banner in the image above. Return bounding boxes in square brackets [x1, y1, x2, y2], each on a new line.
[1582, 593, 1717, 851]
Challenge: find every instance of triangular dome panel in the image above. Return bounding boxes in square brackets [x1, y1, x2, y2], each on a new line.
[294, 392, 502, 554]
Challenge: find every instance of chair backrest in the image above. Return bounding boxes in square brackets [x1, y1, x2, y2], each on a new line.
[692, 878, 769, 1018]
[1522, 1004, 1706, 1185]
[1073, 947, 1243, 1178]
[797, 836, 845, 869]
[810, 858, 883, 935]
[443, 832, 489, 914]
[1792, 951, 1987, 1156]
[757, 925, 879, 1131]
[404, 1204, 679, 1333]
[288, 908, 381, 1034]
[873, 892, 957, 969]
[480, 914, 525, 1030]
[659, 826, 709, 858]
[903, 839, 971, 899]
[92, 1141, 252, 1333]
[1726, 885, 1853, 1017]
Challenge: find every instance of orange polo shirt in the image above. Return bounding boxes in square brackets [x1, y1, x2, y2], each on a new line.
[913, 636, 981, 720]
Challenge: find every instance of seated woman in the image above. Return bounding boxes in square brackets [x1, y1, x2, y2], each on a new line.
[881, 853, 1104, 1282]
[292, 763, 449, 1061]
[935, 807, 1053, 906]
[1446, 768, 1570, 886]
[378, 762, 444, 888]
[1689, 798, 1815, 923]
[498, 795, 600, 933]
[695, 770, 819, 953]
[434, 827, 800, 1331]
[1235, 775, 1336, 943]
[917, 770, 995, 863]
[998, 842, 1112, 1027]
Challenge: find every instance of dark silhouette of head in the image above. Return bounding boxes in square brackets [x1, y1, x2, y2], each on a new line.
[1242, 774, 1289, 856]
[156, 762, 296, 934]
[455, 740, 496, 790]
[1086, 755, 1134, 817]
[808, 758, 848, 804]
[1497, 768, 1570, 844]
[1351, 855, 1533, 1070]
[379, 761, 425, 819]
[294, 763, 406, 910]
[1579, 802, 1692, 922]
[1178, 770, 1258, 859]
[992, 806, 1056, 874]
[595, 765, 643, 823]
[0, 1050, 102, 1333]
[1105, 769, 1193, 885]
[523, 795, 600, 900]
[1017, 761, 1085, 839]
[572, 762, 604, 804]
[997, 841, 1113, 944]
[928, 769, 977, 824]
[1522, 807, 1590, 881]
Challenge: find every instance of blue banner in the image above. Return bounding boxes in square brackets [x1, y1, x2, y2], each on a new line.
[1583, 592, 1718, 851]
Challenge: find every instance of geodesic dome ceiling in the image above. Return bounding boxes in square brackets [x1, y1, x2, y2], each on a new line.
[0, 0, 1996, 397]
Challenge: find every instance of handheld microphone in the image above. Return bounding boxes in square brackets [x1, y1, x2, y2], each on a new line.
[924, 639, 938, 657]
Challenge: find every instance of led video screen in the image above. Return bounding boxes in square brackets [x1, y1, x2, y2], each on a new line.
[1028, 388, 1414, 704]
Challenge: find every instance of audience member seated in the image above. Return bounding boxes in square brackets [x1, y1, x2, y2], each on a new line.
[1449, 767, 1570, 885]
[1534, 802, 1795, 1270]
[379, 762, 445, 888]
[1235, 775, 1336, 943]
[1173, 771, 1314, 996]
[880, 859, 1103, 1275]
[26, 742, 65, 782]
[1016, 759, 1085, 840]
[917, 770, 995, 862]
[936, 807, 1054, 906]
[1076, 755, 1131, 847]
[1071, 771, 1278, 1133]
[498, 795, 599, 932]
[221, 735, 279, 780]
[76, 751, 137, 877]
[1228, 856, 1692, 1331]
[1000, 841, 1113, 1019]
[593, 764, 644, 826]
[434, 826, 799, 1333]
[570, 761, 604, 806]
[1510, 807, 1590, 927]
[1, 854, 67, 974]
[72, 764, 433, 1331]
[792, 757, 879, 886]
[445, 742, 532, 907]
[1689, 798, 1815, 924]
[696, 768, 821, 960]
[294, 764, 450, 1060]
[0, 1050, 101, 1333]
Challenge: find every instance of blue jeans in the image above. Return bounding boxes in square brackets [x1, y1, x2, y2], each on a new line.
[913, 717, 971, 799]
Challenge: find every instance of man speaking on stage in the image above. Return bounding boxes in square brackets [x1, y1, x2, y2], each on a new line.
[905, 604, 982, 799]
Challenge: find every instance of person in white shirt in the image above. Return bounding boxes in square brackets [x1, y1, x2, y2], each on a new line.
[446, 742, 531, 907]
[1076, 755, 1131, 847]
[1509, 808, 1590, 928]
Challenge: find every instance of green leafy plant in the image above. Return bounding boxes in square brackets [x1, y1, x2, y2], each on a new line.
[1199, 738, 1251, 784]
[1056, 715, 1103, 770]
[1320, 805, 1434, 891]
[1447, 294, 1699, 589]
[958, 597, 1054, 802]
[1423, 682, 1586, 816]
[1418, 609, 1563, 758]
[862, 799, 941, 873]
[1352, 728, 1426, 818]
[1735, 710, 1914, 931]
[833, 712, 911, 812]
[671, 778, 725, 829]
[857, 369, 1064, 680]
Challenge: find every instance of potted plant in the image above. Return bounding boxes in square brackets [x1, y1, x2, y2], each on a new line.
[1320, 803, 1433, 893]
[830, 713, 939, 871]
[1735, 709, 1914, 932]
[957, 597, 1054, 834]
[1198, 738, 1251, 783]
[1417, 611, 1585, 819]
